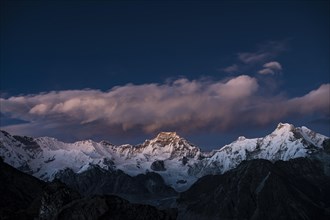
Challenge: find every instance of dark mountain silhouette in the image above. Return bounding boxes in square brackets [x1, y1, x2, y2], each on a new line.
[177, 158, 330, 220]
[0, 157, 177, 220]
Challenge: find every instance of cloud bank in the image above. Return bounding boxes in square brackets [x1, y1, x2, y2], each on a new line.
[1, 75, 329, 139]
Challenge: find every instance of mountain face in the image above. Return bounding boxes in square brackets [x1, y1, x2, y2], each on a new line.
[0, 123, 329, 192]
[39, 181, 177, 220]
[0, 157, 177, 220]
[54, 165, 178, 208]
[177, 158, 330, 220]
[189, 123, 329, 178]
[0, 156, 45, 219]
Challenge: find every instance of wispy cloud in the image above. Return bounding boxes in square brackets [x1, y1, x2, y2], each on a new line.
[258, 68, 275, 75]
[263, 61, 282, 70]
[222, 64, 239, 73]
[238, 41, 286, 64]
[238, 52, 269, 64]
[258, 61, 282, 75]
[1, 76, 329, 139]
[222, 40, 287, 74]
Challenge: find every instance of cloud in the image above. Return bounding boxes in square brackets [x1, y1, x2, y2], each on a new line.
[258, 68, 275, 75]
[288, 84, 330, 115]
[220, 41, 287, 74]
[0, 76, 329, 139]
[258, 61, 282, 75]
[237, 41, 287, 64]
[238, 52, 270, 64]
[222, 64, 239, 73]
[249, 84, 330, 125]
[263, 61, 282, 71]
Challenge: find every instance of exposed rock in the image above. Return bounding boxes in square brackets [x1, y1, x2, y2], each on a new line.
[102, 157, 116, 170]
[323, 139, 330, 153]
[181, 156, 189, 165]
[151, 160, 166, 171]
[12, 135, 41, 152]
[155, 132, 181, 145]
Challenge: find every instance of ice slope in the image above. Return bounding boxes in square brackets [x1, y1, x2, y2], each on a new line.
[0, 123, 328, 191]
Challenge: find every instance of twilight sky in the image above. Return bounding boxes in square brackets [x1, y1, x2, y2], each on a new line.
[0, 0, 329, 150]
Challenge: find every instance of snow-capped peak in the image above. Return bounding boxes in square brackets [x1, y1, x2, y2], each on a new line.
[237, 136, 246, 141]
[132, 131, 201, 162]
[156, 131, 180, 140]
[0, 123, 329, 192]
[274, 122, 295, 133]
[148, 131, 182, 146]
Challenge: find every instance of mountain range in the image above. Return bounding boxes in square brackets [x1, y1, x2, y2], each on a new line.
[0, 122, 330, 219]
[0, 123, 328, 191]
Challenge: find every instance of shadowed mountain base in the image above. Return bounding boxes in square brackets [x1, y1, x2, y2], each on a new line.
[0, 157, 177, 220]
[178, 158, 330, 220]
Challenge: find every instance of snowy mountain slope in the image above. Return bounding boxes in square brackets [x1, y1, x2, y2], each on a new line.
[0, 123, 329, 191]
[0, 131, 202, 191]
[188, 123, 329, 178]
[107, 132, 202, 191]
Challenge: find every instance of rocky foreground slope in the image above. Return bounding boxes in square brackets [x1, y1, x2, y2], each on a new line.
[0, 157, 177, 220]
[177, 158, 330, 220]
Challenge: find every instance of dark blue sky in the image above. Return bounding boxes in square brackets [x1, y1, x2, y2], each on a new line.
[0, 0, 329, 150]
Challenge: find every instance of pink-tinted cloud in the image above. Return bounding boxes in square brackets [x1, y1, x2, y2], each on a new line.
[222, 64, 239, 73]
[258, 68, 275, 75]
[263, 61, 282, 70]
[0, 76, 329, 138]
[258, 61, 282, 75]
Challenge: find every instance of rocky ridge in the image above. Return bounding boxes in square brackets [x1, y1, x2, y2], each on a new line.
[0, 123, 329, 191]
